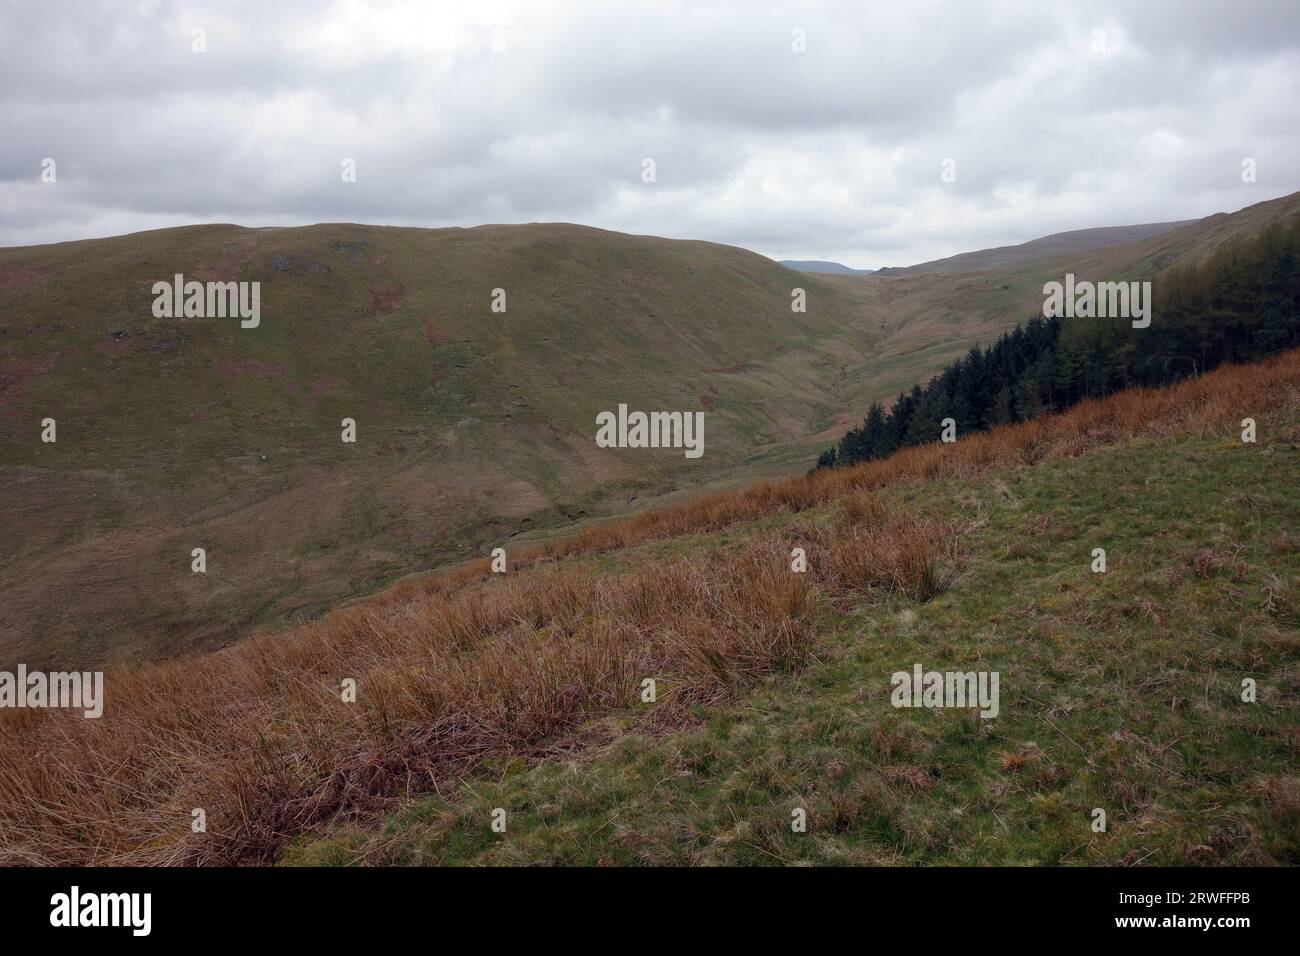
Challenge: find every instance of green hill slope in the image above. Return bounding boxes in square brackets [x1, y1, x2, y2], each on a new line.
[285, 369, 1300, 867]
[874, 220, 1195, 277]
[824, 190, 1300, 405]
[1, 222, 888, 665]
[3, 193, 1298, 667]
[1, 346, 1295, 866]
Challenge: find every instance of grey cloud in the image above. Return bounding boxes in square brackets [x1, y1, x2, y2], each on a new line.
[1, 0, 1297, 266]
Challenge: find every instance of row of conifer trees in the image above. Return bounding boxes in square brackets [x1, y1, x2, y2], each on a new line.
[816, 217, 1300, 470]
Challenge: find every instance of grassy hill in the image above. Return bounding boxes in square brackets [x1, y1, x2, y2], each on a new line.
[827, 190, 1300, 405]
[291, 380, 1299, 866]
[2, 222, 888, 665]
[874, 220, 1195, 277]
[1, 348, 1295, 866]
[3, 193, 1298, 667]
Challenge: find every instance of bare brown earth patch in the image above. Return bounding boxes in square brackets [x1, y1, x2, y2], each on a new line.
[368, 284, 407, 315]
[367, 255, 408, 315]
[195, 236, 257, 282]
[216, 359, 287, 380]
[0, 264, 52, 289]
[421, 317, 451, 346]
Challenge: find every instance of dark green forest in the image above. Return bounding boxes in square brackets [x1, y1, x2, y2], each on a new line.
[816, 217, 1300, 470]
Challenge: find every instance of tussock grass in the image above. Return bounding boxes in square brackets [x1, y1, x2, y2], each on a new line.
[0, 513, 946, 864]
[1, 349, 1297, 866]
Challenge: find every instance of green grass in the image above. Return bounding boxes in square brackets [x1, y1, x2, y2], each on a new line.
[2, 222, 900, 665]
[7, 197, 1299, 667]
[282, 428, 1299, 866]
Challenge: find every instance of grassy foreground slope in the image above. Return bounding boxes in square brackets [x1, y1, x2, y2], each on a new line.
[1, 349, 1294, 866]
[284, 359, 1299, 866]
[297, 423, 1296, 865]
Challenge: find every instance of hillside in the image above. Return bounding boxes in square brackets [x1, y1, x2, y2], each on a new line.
[3, 193, 1298, 667]
[779, 260, 873, 275]
[820, 215, 1300, 471]
[293, 368, 1300, 866]
[781, 217, 1206, 278]
[825, 191, 1300, 406]
[874, 221, 1195, 276]
[1, 223, 888, 665]
[2, 348, 1296, 866]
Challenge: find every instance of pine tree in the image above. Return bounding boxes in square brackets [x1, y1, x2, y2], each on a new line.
[815, 217, 1299, 470]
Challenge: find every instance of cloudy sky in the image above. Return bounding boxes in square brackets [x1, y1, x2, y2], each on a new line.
[2, 0, 1298, 267]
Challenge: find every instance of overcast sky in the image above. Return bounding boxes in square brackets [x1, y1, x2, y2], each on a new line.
[2, 0, 1298, 267]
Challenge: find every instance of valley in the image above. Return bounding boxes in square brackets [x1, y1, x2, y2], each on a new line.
[3, 192, 1298, 667]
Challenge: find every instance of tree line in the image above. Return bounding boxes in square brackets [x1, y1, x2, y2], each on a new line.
[816, 216, 1300, 470]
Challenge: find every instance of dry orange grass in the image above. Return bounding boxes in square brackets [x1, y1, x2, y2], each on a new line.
[1, 349, 1297, 866]
[0, 512, 948, 865]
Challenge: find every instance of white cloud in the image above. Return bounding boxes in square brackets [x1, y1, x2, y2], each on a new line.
[2, 0, 1298, 266]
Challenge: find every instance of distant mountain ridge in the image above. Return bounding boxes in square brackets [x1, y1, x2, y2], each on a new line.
[873, 220, 1196, 276]
[779, 220, 1196, 278]
[779, 259, 873, 275]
